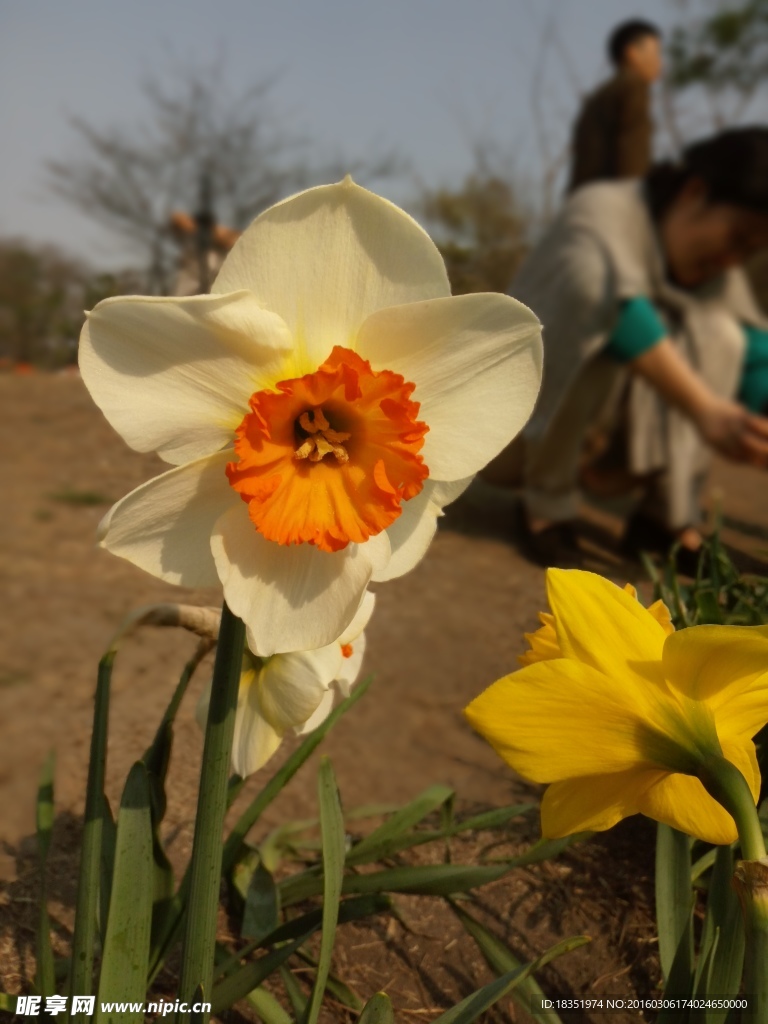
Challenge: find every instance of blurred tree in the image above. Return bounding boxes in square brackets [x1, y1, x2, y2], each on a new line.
[47, 60, 399, 294]
[0, 240, 138, 367]
[665, 0, 768, 138]
[421, 172, 529, 295]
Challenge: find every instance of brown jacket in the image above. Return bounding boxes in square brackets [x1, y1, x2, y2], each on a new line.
[568, 71, 652, 191]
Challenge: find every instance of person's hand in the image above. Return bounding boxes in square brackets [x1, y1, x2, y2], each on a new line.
[694, 396, 768, 467]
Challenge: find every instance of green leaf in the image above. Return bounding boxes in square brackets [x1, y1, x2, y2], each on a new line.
[280, 862, 515, 907]
[346, 784, 454, 865]
[190, 985, 206, 1024]
[280, 964, 308, 1018]
[242, 861, 280, 942]
[448, 900, 565, 1024]
[222, 675, 374, 875]
[34, 752, 55, 998]
[95, 762, 153, 1024]
[304, 758, 346, 1024]
[245, 985, 293, 1024]
[69, 650, 114, 1017]
[357, 992, 394, 1024]
[295, 948, 363, 1011]
[700, 844, 744, 1017]
[211, 895, 390, 1013]
[178, 603, 245, 1019]
[430, 935, 590, 1024]
[656, 824, 694, 982]
[98, 795, 116, 945]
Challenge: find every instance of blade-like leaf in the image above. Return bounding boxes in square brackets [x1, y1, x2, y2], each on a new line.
[211, 895, 390, 1012]
[431, 935, 590, 1024]
[358, 992, 394, 1024]
[449, 900, 565, 1024]
[242, 861, 280, 942]
[346, 785, 454, 865]
[280, 964, 308, 1018]
[700, 844, 744, 1019]
[35, 752, 55, 999]
[656, 824, 693, 982]
[69, 650, 114, 1018]
[304, 758, 346, 1024]
[245, 985, 293, 1024]
[98, 795, 117, 945]
[280, 862, 515, 907]
[222, 675, 373, 875]
[95, 762, 153, 1024]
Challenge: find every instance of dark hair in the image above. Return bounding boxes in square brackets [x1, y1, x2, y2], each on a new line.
[645, 127, 768, 220]
[608, 19, 661, 66]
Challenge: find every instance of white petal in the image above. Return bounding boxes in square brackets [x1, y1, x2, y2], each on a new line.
[336, 631, 367, 697]
[295, 689, 336, 736]
[231, 665, 284, 777]
[338, 591, 376, 645]
[372, 476, 473, 583]
[211, 502, 381, 656]
[259, 647, 341, 733]
[98, 451, 236, 587]
[80, 292, 294, 465]
[356, 293, 543, 481]
[211, 179, 450, 371]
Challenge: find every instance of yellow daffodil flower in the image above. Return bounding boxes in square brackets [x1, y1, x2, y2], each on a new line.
[80, 179, 542, 656]
[198, 592, 373, 777]
[465, 569, 768, 845]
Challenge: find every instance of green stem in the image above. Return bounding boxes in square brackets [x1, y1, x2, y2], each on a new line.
[177, 602, 244, 1022]
[700, 755, 768, 1022]
[68, 651, 114, 1024]
[698, 754, 766, 861]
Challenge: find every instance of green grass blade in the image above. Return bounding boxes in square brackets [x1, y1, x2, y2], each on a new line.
[222, 675, 373, 875]
[98, 795, 116, 945]
[431, 935, 590, 1024]
[178, 603, 244, 1021]
[656, 824, 693, 982]
[304, 758, 346, 1024]
[35, 752, 55, 998]
[190, 985, 206, 1024]
[280, 862, 514, 906]
[701, 844, 744, 1017]
[245, 985, 293, 1024]
[357, 992, 394, 1024]
[280, 964, 308, 1018]
[448, 900, 565, 1024]
[212, 933, 312, 1013]
[242, 861, 280, 942]
[69, 650, 114, 1019]
[95, 762, 153, 1024]
[346, 784, 454, 865]
[294, 948, 363, 1011]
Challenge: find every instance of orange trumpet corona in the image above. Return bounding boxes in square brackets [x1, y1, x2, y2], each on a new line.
[226, 346, 429, 552]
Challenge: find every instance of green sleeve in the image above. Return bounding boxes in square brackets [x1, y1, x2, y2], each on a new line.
[739, 324, 768, 414]
[604, 296, 667, 363]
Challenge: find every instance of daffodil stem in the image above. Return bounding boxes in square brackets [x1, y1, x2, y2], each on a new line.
[699, 755, 766, 862]
[177, 602, 244, 1023]
[699, 755, 768, 1022]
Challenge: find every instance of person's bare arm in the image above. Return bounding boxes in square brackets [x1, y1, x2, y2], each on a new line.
[630, 338, 768, 465]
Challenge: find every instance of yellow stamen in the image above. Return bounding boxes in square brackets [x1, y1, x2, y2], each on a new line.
[295, 406, 351, 464]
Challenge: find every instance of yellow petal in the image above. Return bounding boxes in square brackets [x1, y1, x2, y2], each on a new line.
[546, 569, 669, 687]
[518, 612, 561, 666]
[637, 773, 739, 844]
[663, 624, 768, 728]
[541, 768, 663, 838]
[647, 599, 675, 636]
[720, 735, 761, 805]
[464, 657, 692, 783]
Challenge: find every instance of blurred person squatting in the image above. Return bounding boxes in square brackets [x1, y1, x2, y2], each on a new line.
[483, 128, 768, 568]
[569, 18, 663, 191]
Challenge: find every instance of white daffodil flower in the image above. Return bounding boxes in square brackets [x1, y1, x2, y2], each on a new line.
[197, 592, 374, 777]
[80, 179, 542, 655]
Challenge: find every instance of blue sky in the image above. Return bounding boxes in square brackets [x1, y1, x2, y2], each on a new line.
[0, 0, 675, 267]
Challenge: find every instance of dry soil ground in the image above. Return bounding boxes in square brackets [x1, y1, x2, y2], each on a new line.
[1, 373, 767, 1022]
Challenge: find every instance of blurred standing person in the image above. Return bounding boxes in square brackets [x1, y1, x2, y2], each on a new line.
[569, 19, 663, 191]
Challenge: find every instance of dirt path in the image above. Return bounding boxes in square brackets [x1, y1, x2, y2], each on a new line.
[2, 374, 766, 1019]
